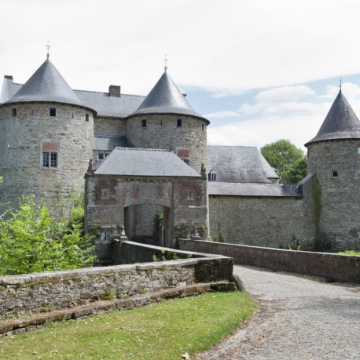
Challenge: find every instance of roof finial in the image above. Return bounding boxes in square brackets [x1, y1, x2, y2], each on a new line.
[164, 55, 168, 71]
[340, 75, 342, 91]
[46, 41, 51, 60]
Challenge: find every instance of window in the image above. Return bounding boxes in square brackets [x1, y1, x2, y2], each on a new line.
[325, 147, 330, 155]
[28, 110, 34, 116]
[357, 147, 360, 155]
[97, 152, 110, 164]
[187, 191, 194, 200]
[101, 189, 110, 199]
[177, 119, 182, 127]
[182, 159, 190, 165]
[71, 112, 74, 119]
[85, 114, 89, 122]
[201, 124, 205, 131]
[11, 108, 17, 117]
[43, 152, 58, 168]
[160, 120, 163, 126]
[208, 171, 217, 181]
[332, 170, 338, 178]
[49, 108, 56, 117]
[141, 119, 147, 128]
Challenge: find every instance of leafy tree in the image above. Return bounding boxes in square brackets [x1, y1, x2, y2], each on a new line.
[261, 139, 307, 184]
[0, 196, 95, 276]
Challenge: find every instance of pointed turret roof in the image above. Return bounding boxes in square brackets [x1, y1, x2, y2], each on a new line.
[305, 90, 360, 146]
[6, 59, 83, 107]
[132, 70, 208, 122]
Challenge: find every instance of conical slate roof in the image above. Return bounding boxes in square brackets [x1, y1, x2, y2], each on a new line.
[132, 70, 206, 120]
[6, 58, 83, 106]
[305, 90, 360, 146]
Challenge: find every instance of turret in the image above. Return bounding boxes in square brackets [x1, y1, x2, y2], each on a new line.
[0, 58, 96, 215]
[305, 89, 360, 251]
[126, 69, 209, 174]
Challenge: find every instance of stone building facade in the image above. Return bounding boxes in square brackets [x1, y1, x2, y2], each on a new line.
[1, 57, 360, 256]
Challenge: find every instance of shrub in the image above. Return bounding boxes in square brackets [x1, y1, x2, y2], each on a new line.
[0, 196, 95, 276]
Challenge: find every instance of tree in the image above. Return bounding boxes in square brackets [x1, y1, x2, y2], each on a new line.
[261, 139, 307, 184]
[0, 196, 95, 276]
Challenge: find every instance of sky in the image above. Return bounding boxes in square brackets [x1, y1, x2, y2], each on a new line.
[2, 0, 360, 151]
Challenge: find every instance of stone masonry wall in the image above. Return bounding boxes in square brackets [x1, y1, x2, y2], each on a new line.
[209, 193, 315, 250]
[94, 116, 127, 136]
[178, 239, 360, 284]
[308, 139, 360, 251]
[126, 114, 207, 173]
[0, 242, 233, 318]
[0, 103, 94, 214]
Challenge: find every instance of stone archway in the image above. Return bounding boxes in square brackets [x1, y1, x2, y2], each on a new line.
[124, 204, 171, 247]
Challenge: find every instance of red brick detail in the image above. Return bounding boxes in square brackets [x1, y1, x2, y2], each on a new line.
[177, 149, 189, 158]
[42, 142, 58, 151]
[131, 184, 140, 199]
[178, 181, 202, 205]
[94, 179, 117, 205]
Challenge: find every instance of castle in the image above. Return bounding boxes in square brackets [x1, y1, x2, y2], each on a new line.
[1, 57, 360, 262]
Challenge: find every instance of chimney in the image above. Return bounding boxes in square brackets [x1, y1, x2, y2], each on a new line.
[4, 75, 13, 81]
[109, 85, 121, 97]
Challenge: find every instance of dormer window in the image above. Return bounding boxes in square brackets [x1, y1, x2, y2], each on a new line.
[141, 119, 147, 128]
[49, 108, 57, 117]
[177, 119, 182, 127]
[208, 171, 217, 181]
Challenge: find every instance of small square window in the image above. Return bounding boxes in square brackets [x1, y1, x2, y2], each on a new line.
[49, 108, 56, 117]
[141, 119, 147, 128]
[11, 108, 17, 117]
[182, 159, 190, 165]
[177, 119, 182, 127]
[28, 110, 34, 116]
[201, 124, 205, 131]
[43, 152, 58, 168]
[187, 191, 194, 200]
[101, 189, 110, 199]
[85, 114, 89, 122]
[357, 147, 360, 155]
[208, 172, 217, 181]
[332, 170, 338, 178]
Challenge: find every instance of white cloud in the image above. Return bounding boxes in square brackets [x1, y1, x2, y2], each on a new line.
[204, 111, 240, 118]
[255, 86, 315, 103]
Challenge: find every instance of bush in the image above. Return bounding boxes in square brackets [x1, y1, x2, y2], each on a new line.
[0, 196, 95, 276]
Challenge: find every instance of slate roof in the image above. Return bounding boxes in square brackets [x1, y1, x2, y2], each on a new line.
[131, 71, 208, 122]
[305, 90, 360, 146]
[94, 136, 133, 151]
[207, 146, 279, 183]
[4, 59, 86, 108]
[95, 148, 201, 177]
[208, 182, 302, 197]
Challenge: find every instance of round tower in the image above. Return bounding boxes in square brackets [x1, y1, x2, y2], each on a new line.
[0, 58, 96, 215]
[126, 69, 209, 173]
[305, 89, 360, 251]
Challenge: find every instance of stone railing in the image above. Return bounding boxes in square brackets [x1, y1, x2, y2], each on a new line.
[0, 241, 233, 318]
[178, 239, 360, 284]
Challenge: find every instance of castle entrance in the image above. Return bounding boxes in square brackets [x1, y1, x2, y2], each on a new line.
[124, 204, 171, 247]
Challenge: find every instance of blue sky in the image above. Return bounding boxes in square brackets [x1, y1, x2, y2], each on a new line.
[1, 0, 360, 152]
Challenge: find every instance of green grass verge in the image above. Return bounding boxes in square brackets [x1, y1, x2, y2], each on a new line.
[0, 292, 257, 360]
[338, 250, 360, 256]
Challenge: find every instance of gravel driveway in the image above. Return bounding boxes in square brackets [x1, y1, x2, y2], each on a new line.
[195, 265, 360, 360]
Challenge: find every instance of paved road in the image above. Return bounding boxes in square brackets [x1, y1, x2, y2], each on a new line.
[195, 265, 360, 360]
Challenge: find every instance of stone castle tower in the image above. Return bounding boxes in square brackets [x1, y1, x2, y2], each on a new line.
[126, 70, 209, 173]
[0, 58, 96, 214]
[306, 89, 360, 251]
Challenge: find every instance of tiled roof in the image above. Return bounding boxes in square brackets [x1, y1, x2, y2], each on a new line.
[208, 182, 302, 197]
[94, 136, 133, 151]
[207, 146, 279, 183]
[95, 148, 201, 177]
[131, 70, 207, 121]
[305, 90, 360, 146]
[4, 59, 84, 108]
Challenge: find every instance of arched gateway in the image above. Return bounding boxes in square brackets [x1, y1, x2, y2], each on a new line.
[85, 148, 208, 264]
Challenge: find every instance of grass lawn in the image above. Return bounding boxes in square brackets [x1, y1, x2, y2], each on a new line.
[0, 292, 257, 360]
